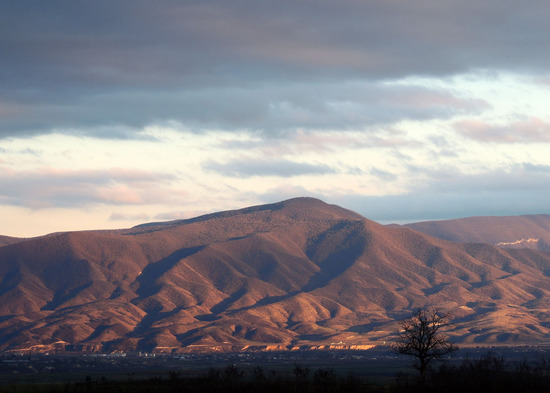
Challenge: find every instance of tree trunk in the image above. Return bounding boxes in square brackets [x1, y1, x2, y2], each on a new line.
[419, 358, 427, 384]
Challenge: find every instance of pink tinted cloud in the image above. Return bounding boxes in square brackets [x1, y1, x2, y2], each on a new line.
[454, 116, 550, 143]
[0, 167, 182, 208]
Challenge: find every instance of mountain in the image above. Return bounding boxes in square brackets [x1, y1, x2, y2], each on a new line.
[0, 235, 23, 247]
[404, 215, 550, 251]
[1, 198, 549, 353]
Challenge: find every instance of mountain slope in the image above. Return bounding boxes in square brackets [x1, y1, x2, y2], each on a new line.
[404, 215, 550, 250]
[0, 235, 24, 247]
[1, 198, 549, 353]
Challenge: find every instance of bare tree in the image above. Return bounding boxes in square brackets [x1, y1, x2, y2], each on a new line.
[392, 307, 458, 381]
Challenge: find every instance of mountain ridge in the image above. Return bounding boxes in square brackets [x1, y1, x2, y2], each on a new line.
[0, 235, 24, 247]
[1, 198, 549, 353]
[133, 197, 364, 230]
[404, 214, 550, 251]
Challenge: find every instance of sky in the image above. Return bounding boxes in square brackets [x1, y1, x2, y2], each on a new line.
[2, 0, 550, 237]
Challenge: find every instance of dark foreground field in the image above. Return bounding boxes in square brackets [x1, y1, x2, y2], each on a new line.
[1, 347, 550, 392]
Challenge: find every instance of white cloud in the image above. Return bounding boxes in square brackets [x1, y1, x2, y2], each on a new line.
[203, 158, 337, 178]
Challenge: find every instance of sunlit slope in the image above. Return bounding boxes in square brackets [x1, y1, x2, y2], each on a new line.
[1, 198, 549, 352]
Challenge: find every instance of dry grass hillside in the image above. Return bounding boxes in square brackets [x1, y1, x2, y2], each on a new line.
[1, 198, 549, 353]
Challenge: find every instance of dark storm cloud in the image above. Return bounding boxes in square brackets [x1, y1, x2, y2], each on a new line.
[1, 0, 549, 138]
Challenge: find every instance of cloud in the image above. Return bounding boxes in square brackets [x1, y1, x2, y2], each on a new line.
[1, 1, 545, 138]
[203, 158, 336, 178]
[215, 129, 421, 160]
[415, 163, 550, 194]
[336, 163, 550, 222]
[0, 80, 485, 139]
[2, 1, 550, 236]
[0, 168, 181, 208]
[454, 117, 550, 143]
[370, 167, 398, 181]
[109, 212, 150, 221]
[4, 1, 549, 84]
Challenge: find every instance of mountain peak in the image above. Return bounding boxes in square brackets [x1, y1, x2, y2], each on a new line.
[241, 197, 363, 219]
[134, 197, 363, 229]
